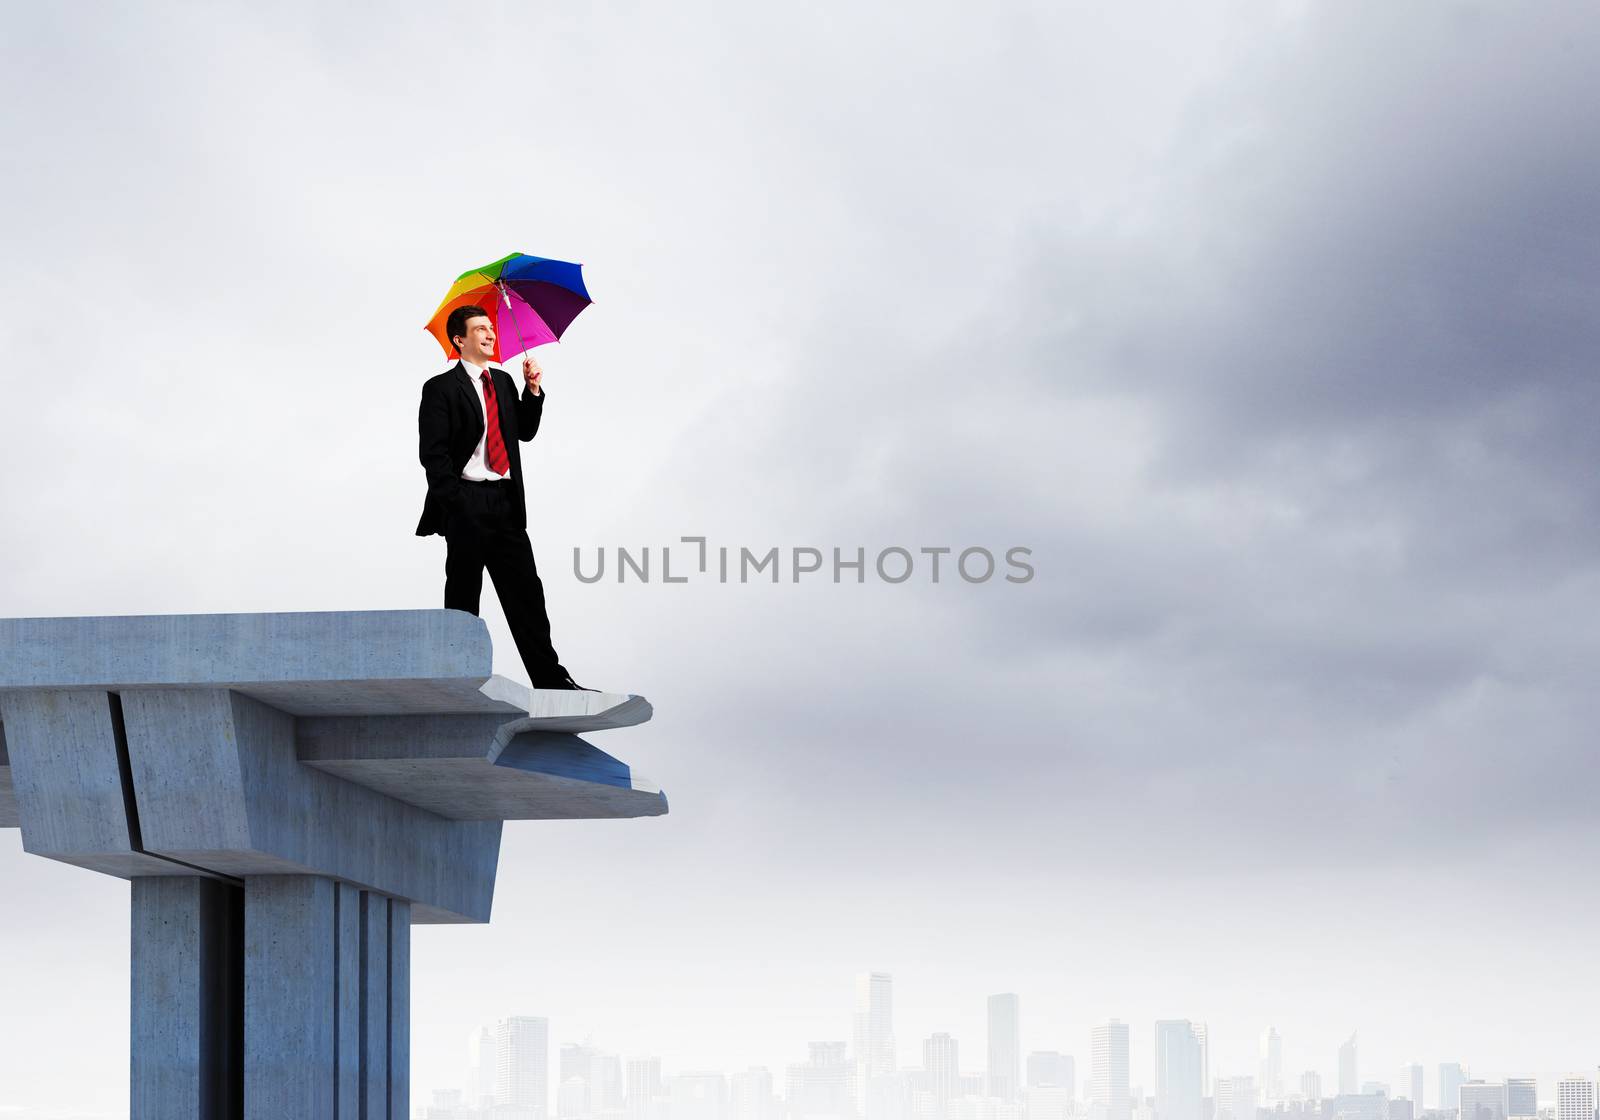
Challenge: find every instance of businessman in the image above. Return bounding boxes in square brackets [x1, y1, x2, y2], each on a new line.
[415, 303, 584, 690]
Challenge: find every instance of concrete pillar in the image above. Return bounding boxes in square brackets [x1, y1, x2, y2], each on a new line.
[130, 877, 244, 1120]
[0, 609, 663, 1119]
[336, 881, 361, 1114]
[390, 895, 411, 1120]
[243, 874, 409, 1120]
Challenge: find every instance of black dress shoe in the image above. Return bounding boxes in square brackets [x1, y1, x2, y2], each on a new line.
[536, 671, 596, 692]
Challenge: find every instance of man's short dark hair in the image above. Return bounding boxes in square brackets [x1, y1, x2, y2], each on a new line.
[446, 305, 491, 356]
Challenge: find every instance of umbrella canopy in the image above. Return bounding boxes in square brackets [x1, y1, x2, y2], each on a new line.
[424, 251, 593, 362]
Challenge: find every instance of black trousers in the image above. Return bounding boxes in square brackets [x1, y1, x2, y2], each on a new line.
[443, 479, 569, 687]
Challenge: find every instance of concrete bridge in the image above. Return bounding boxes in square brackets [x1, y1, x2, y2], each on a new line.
[0, 608, 666, 1120]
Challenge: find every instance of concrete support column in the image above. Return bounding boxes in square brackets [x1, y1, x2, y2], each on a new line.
[130, 876, 244, 1120]
[243, 874, 409, 1120]
[1, 610, 661, 1120]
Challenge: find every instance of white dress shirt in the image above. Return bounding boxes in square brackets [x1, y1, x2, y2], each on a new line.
[457, 357, 508, 481]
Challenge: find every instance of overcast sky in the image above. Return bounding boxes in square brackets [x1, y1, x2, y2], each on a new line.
[5, 2, 1600, 1117]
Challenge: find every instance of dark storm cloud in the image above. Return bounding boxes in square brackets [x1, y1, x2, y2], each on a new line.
[633, 2, 1600, 871]
[1032, 4, 1600, 545]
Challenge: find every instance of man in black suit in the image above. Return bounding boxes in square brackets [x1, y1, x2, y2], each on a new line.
[415, 304, 583, 690]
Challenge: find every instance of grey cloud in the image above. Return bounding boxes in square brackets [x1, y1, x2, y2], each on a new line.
[599, 2, 1600, 872]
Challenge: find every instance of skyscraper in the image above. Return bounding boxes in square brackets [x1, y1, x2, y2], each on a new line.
[1259, 1030, 1284, 1103]
[1322, 1094, 1388, 1120]
[563, 1077, 594, 1120]
[787, 1042, 855, 1120]
[561, 1042, 613, 1119]
[469, 1026, 496, 1109]
[1194, 1025, 1211, 1097]
[732, 1069, 778, 1120]
[1153, 1021, 1202, 1120]
[925, 1034, 961, 1119]
[1228, 1077, 1258, 1120]
[855, 974, 896, 1085]
[1556, 1078, 1594, 1120]
[595, 1054, 625, 1116]
[1027, 1084, 1073, 1120]
[1028, 1053, 1075, 1096]
[1440, 1066, 1468, 1117]
[1459, 1082, 1508, 1120]
[670, 1073, 729, 1120]
[1028, 1051, 1075, 1120]
[1216, 1075, 1235, 1120]
[498, 1016, 551, 1118]
[863, 1070, 915, 1120]
[1091, 1020, 1131, 1120]
[1506, 1080, 1536, 1118]
[628, 1058, 666, 1120]
[1301, 1072, 1323, 1104]
[1403, 1066, 1424, 1111]
[989, 995, 1022, 1102]
[1339, 1036, 1358, 1097]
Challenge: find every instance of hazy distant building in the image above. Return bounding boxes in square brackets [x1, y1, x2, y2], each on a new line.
[1025, 1086, 1071, 1120]
[559, 1043, 623, 1119]
[1302, 1073, 1323, 1104]
[468, 1027, 497, 1109]
[924, 1035, 961, 1119]
[629, 1058, 667, 1120]
[1459, 1082, 1508, 1120]
[1092, 1021, 1131, 1120]
[562, 1045, 599, 1102]
[671, 1074, 730, 1120]
[789, 1042, 855, 1120]
[425, 1087, 476, 1120]
[1339, 1037, 1359, 1097]
[1027, 1053, 1074, 1097]
[1390, 1100, 1415, 1120]
[989, 996, 1022, 1102]
[1154, 1021, 1203, 1120]
[1507, 1081, 1537, 1118]
[498, 1017, 551, 1118]
[1325, 1095, 1388, 1120]
[1225, 1076, 1257, 1120]
[562, 1077, 596, 1119]
[866, 1071, 919, 1120]
[733, 1068, 778, 1120]
[1403, 1067, 1424, 1112]
[1440, 1066, 1468, 1117]
[856, 974, 897, 1106]
[952, 1099, 1025, 1120]
[1194, 1026, 1211, 1097]
[1259, 1030, 1284, 1103]
[866, 1070, 922, 1120]
[596, 1054, 625, 1115]
[1555, 1078, 1593, 1120]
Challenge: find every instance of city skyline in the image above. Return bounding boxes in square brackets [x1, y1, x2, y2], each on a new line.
[419, 974, 1600, 1118]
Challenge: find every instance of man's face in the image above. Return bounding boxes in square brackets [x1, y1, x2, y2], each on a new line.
[456, 315, 495, 363]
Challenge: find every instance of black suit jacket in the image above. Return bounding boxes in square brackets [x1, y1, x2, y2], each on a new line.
[415, 360, 546, 537]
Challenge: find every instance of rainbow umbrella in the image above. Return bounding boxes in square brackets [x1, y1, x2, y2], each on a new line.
[424, 251, 593, 362]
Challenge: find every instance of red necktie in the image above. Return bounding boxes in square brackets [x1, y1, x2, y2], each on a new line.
[480, 371, 511, 476]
